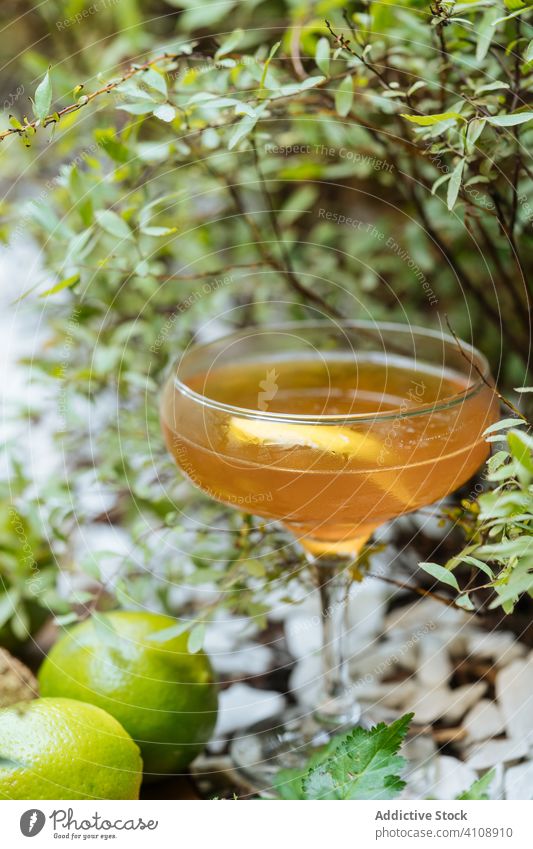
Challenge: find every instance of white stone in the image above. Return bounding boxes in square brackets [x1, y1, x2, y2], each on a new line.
[384, 597, 470, 634]
[417, 635, 453, 688]
[426, 756, 478, 801]
[408, 682, 487, 726]
[210, 683, 285, 747]
[467, 631, 526, 665]
[284, 610, 321, 660]
[346, 577, 388, 639]
[466, 737, 529, 770]
[443, 682, 488, 723]
[504, 761, 533, 800]
[351, 679, 418, 710]
[463, 699, 505, 743]
[409, 687, 454, 724]
[496, 657, 533, 745]
[211, 643, 273, 676]
[290, 655, 323, 707]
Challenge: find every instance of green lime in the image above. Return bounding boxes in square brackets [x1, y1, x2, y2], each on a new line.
[0, 697, 142, 799]
[39, 611, 218, 777]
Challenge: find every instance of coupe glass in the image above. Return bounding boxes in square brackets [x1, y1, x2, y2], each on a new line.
[160, 320, 498, 787]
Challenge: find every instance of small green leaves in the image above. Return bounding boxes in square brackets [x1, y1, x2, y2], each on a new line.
[33, 68, 52, 123]
[335, 75, 353, 117]
[315, 37, 330, 76]
[419, 562, 460, 591]
[447, 159, 464, 210]
[95, 209, 134, 240]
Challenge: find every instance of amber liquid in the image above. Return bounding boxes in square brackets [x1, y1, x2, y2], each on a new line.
[161, 355, 498, 554]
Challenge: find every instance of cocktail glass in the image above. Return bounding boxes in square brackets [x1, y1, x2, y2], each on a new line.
[160, 320, 498, 787]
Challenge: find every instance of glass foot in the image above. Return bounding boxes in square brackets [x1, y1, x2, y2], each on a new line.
[230, 704, 364, 794]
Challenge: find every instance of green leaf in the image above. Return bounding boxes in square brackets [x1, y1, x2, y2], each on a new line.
[456, 594, 475, 611]
[476, 9, 498, 61]
[484, 417, 524, 435]
[457, 769, 494, 800]
[335, 76, 354, 117]
[33, 68, 52, 123]
[228, 114, 257, 150]
[142, 67, 168, 99]
[215, 29, 244, 59]
[153, 103, 176, 122]
[0, 590, 18, 629]
[147, 620, 190, 643]
[39, 274, 80, 298]
[447, 159, 464, 211]
[401, 111, 465, 126]
[419, 562, 460, 591]
[95, 209, 134, 241]
[431, 172, 451, 195]
[526, 40, 533, 62]
[187, 622, 206, 653]
[260, 41, 281, 89]
[303, 713, 413, 800]
[315, 37, 330, 75]
[486, 112, 533, 126]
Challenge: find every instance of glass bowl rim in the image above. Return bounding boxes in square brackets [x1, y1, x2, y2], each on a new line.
[169, 320, 492, 424]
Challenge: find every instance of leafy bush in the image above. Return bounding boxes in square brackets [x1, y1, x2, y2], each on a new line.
[0, 0, 532, 636]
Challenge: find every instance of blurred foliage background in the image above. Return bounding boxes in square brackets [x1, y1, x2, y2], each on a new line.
[0, 0, 532, 650]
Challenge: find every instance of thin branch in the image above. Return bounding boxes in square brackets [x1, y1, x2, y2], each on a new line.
[367, 571, 481, 614]
[444, 314, 532, 426]
[251, 144, 341, 317]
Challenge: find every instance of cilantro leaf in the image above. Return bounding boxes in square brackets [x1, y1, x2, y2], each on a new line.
[273, 713, 413, 800]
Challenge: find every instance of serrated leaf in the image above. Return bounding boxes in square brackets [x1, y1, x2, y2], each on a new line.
[447, 159, 464, 210]
[335, 76, 353, 118]
[302, 713, 413, 800]
[419, 562, 460, 590]
[275, 714, 413, 800]
[95, 209, 134, 240]
[457, 769, 494, 800]
[33, 68, 52, 122]
[315, 37, 330, 75]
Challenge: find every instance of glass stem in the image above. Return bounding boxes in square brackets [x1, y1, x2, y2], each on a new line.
[313, 558, 361, 728]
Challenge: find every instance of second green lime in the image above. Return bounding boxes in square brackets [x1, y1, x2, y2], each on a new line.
[38, 611, 218, 777]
